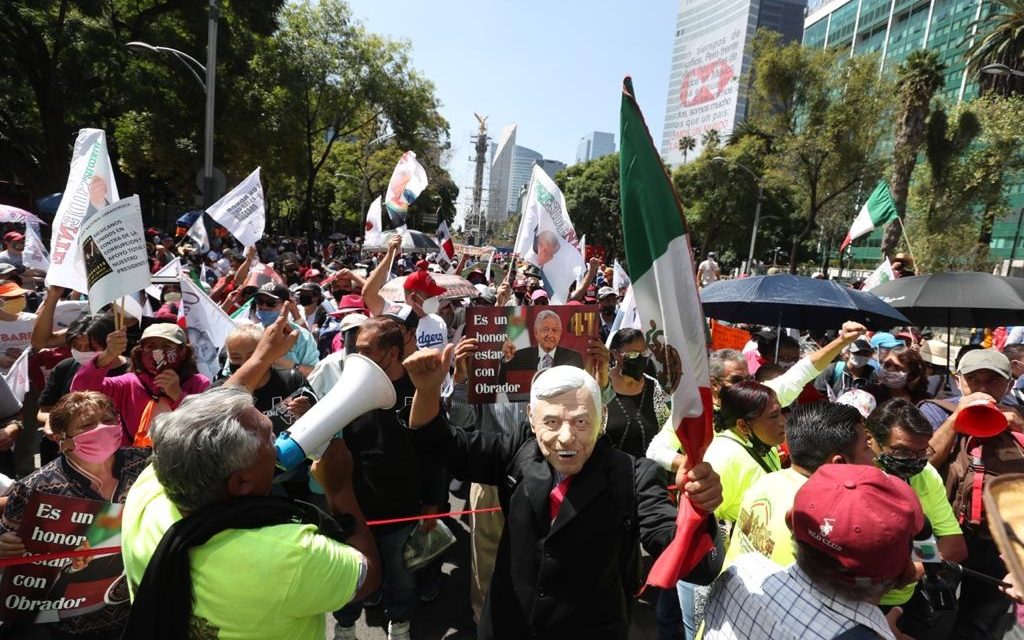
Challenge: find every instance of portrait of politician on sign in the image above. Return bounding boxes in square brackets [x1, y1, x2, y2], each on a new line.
[499, 309, 584, 375]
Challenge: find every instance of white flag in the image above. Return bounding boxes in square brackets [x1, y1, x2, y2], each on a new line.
[513, 165, 584, 304]
[863, 258, 896, 291]
[206, 168, 265, 248]
[384, 151, 428, 233]
[575, 235, 588, 286]
[186, 215, 210, 253]
[146, 257, 181, 301]
[179, 277, 237, 381]
[604, 284, 641, 348]
[47, 128, 121, 293]
[23, 222, 49, 271]
[485, 249, 494, 283]
[613, 259, 630, 291]
[1, 348, 30, 406]
[364, 196, 384, 246]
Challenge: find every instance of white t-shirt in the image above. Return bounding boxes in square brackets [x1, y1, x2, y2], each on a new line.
[0, 311, 36, 372]
[697, 259, 720, 285]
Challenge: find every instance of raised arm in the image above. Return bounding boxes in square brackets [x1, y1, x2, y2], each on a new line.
[232, 245, 257, 287]
[569, 257, 601, 302]
[30, 286, 70, 350]
[362, 234, 402, 317]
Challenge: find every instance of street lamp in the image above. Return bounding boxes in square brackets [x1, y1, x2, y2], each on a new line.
[125, 0, 219, 206]
[712, 156, 765, 276]
[980, 63, 1024, 77]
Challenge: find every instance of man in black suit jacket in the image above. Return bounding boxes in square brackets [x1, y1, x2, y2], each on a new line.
[498, 309, 584, 384]
[403, 352, 724, 640]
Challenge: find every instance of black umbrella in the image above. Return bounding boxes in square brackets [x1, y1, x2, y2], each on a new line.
[869, 272, 1024, 328]
[700, 274, 910, 331]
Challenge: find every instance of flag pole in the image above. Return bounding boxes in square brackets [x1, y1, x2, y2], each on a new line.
[895, 217, 919, 273]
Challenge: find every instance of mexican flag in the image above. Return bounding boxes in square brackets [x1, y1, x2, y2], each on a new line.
[863, 257, 895, 291]
[619, 77, 714, 586]
[840, 180, 899, 251]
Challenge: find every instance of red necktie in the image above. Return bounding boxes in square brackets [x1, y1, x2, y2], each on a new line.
[549, 475, 573, 521]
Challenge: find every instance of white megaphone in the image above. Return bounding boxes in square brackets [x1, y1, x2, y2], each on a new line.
[274, 353, 396, 470]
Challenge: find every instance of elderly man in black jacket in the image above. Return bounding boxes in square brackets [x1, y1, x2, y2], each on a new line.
[403, 346, 724, 640]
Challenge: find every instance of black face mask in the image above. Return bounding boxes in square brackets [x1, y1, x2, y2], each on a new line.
[876, 453, 927, 480]
[601, 304, 617, 317]
[621, 355, 649, 380]
[333, 289, 351, 302]
[298, 295, 315, 306]
[227, 362, 242, 375]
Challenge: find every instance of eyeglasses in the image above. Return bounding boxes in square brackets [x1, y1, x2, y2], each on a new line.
[619, 349, 652, 359]
[883, 445, 935, 460]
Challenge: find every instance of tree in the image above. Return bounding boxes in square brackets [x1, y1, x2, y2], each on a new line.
[739, 30, 892, 273]
[880, 50, 946, 257]
[557, 154, 624, 261]
[966, 0, 1024, 95]
[677, 135, 696, 163]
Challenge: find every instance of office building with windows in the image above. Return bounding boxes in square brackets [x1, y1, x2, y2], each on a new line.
[575, 132, 616, 164]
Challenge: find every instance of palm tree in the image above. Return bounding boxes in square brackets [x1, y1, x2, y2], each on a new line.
[965, 0, 1024, 95]
[701, 129, 721, 149]
[881, 50, 946, 257]
[677, 135, 696, 162]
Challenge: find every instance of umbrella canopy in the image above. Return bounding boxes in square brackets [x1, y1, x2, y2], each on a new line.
[700, 274, 910, 331]
[869, 272, 1024, 327]
[379, 274, 479, 301]
[364, 230, 440, 252]
[0, 205, 44, 225]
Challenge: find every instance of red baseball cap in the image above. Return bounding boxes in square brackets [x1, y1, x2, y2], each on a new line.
[4, 231, 24, 244]
[404, 264, 446, 298]
[791, 464, 922, 584]
[530, 289, 550, 303]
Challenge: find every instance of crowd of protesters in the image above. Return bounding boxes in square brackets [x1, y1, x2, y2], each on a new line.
[0, 220, 1023, 640]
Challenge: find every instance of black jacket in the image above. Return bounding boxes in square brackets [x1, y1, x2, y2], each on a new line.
[410, 416, 723, 640]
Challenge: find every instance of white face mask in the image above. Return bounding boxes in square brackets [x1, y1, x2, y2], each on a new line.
[421, 296, 440, 316]
[878, 369, 908, 389]
[848, 354, 871, 368]
[71, 349, 101, 365]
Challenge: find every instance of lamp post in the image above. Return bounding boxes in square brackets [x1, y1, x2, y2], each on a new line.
[712, 157, 764, 276]
[126, 0, 219, 206]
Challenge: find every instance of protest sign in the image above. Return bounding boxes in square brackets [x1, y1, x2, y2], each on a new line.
[52, 301, 90, 331]
[384, 151, 428, 232]
[206, 168, 265, 247]
[513, 166, 584, 304]
[1, 347, 30, 405]
[466, 304, 599, 403]
[0, 492, 125, 623]
[78, 196, 150, 315]
[364, 196, 384, 247]
[23, 222, 50, 271]
[710, 320, 752, 352]
[179, 277, 237, 381]
[47, 129, 121, 294]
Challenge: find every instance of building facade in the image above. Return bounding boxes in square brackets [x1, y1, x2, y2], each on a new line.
[575, 132, 616, 164]
[536, 159, 568, 179]
[804, 0, 1023, 263]
[661, 0, 808, 166]
[487, 124, 517, 224]
[507, 145, 543, 217]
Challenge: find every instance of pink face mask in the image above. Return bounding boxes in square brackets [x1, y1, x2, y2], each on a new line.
[67, 423, 122, 463]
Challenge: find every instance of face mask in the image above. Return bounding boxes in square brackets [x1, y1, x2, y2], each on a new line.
[420, 296, 440, 316]
[876, 453, 927, 480]
[256, 309, 280, 327]
[297, 294, 315, 306]
[142, 347, 179, 373]
[848, 354, 871, 368]
[333, 289, 351, 302]
[0, 296, 26, 316]
[227, 362, 242, 375]
[67, 423, 122, 463]
[601, 304, 617, 317]
[621, 355, 649, 380]
[164, 292, 182, 303]
[71, 349, 101, 365]
[878, 369, 908, 389]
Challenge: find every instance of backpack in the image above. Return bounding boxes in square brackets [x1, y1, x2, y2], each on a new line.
[945, 429, 1024, 538]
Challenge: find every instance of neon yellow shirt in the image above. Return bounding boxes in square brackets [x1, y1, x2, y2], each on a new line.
[702, 430, 781, 523]
[723, 468, 807, 570]
[881, 463, 962, 606]
[121, 465, 365, 640]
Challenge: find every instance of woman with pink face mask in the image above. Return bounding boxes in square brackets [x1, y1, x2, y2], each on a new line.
[71, 322, 211, 446]
[0, 391, 149, 637]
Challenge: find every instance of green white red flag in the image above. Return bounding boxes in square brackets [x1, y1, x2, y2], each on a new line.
[619, 77, 714, 587]
[840, 180, 899, 251]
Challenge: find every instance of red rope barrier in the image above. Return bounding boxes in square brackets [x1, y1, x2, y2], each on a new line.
[0, 506, 505, 569]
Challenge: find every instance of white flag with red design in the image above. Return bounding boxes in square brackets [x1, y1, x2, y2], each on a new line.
[364, 196, 384, 246]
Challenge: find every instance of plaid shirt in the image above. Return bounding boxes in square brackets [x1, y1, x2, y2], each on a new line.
[704, 553, 895, 640]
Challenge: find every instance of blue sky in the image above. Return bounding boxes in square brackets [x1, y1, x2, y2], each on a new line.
[345, 0, 678, 206]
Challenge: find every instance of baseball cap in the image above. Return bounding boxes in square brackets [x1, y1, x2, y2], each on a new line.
[791, 464, 923, 584]
[835, 389, 877, 419]
[0, 282, 28, 297]
[531, 289, 550, 303]
[382, 303, 419, 329]
[870, 332, 903, 350]
[404, 264, 446, 298]
[303, 269, 322, 281]
[598, 286, 617, 300]
[3, 231, 24, 244]
[957, 349, 1011, 379]
[474, 284, 497, 304]
[141, 323, 186, 345]
[848, 338, 874, 355]
[257, 282, 290, 301]
[339, 312, 368, 333]
[0, 263, 16, 277]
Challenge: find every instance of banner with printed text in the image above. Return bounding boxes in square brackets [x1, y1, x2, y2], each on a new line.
[78, 196, 151, 314]
[206, 168, 265, 247]
[0, 492, 125, 623]
[466, 304, 599, 403]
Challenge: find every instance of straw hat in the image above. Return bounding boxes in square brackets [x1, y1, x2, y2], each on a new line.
[984, 474, 1024, 590]
[919, 339, 952, 367]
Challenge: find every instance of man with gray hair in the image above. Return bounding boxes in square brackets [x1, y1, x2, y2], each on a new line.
[498, 309, 585, 382]
[403, 348, 724, 640]
[120, 315, 380, 640]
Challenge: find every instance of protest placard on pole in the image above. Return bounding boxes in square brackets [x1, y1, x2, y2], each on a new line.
[22, 222, 50, 271]
[78, 196, 151, 315]
[384, 151, 428, 233]
[710, 320, 752, 352]
[179, 277, 237, 380]
[0, 492, 124, 623]
[206, 168, 265, 247]
[46, 129, 121, 293]
[466, 304, 599, 403]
